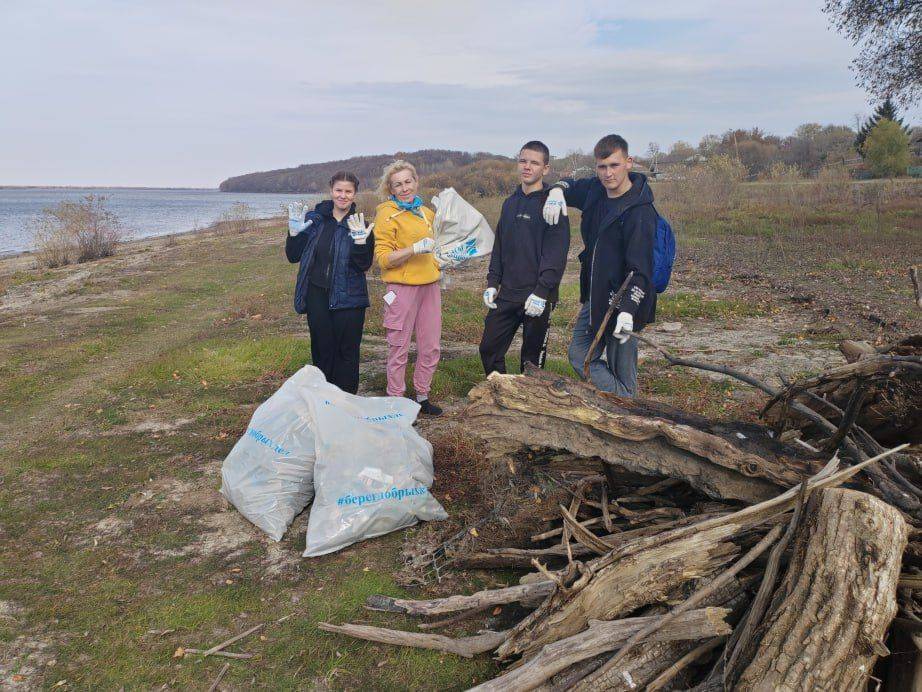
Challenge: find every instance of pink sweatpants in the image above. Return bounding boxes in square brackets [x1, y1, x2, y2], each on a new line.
[383, 282, 442, 398]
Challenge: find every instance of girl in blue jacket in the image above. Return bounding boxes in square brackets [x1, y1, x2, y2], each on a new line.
[285, 172, 375, 393]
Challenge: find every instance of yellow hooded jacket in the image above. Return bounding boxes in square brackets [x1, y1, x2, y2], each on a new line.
[372, 200, 441, 285]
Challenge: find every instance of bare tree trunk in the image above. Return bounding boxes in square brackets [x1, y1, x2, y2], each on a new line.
[734, 488, 907, 691]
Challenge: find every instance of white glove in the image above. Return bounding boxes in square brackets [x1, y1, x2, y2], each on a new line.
[347, 213, 374, 245]
[412, 237, 435, 254]
[542, 187, 568, 225]
[613, 312, 634, 344]
[524, 293, 546, 317]
[483, 287, 498, 309]
[288, 203, 312, 236]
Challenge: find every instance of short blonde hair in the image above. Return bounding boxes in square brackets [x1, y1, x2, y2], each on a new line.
[377, 159, 418, 197]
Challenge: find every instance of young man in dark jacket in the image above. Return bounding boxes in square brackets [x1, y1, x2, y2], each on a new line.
[542, 134, 656, 396]
[479, 141, 570, 375]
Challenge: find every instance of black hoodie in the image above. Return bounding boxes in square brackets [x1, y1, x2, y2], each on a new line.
[487, 184, 570, 303]
[554, 172, 656, 335]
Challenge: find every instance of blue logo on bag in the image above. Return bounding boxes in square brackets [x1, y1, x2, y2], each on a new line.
[336, 486, 429, 507]
[446, 238, 479, 261]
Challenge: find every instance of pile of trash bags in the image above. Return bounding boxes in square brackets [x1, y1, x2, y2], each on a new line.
[220, 365, 446, 557]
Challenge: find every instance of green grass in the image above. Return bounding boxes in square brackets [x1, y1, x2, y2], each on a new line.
[657, 291, 765, 320]
[128, 335, 311, 390]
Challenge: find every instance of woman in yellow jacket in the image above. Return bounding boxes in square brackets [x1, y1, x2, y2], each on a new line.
[372, 160, 442, 416]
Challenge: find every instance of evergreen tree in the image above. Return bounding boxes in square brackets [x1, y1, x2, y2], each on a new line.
[856, 98, 910, 152]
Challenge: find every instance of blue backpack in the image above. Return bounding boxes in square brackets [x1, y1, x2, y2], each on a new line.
[652, 208, 676, 293]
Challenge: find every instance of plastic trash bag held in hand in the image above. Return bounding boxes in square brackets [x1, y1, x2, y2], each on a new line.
[430, 187, 494, 269]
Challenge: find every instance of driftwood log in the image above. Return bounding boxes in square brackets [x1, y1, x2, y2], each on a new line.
[465, 370, 820, 504]
[470, 608, 731, 692]
[733, 488, 907, 690]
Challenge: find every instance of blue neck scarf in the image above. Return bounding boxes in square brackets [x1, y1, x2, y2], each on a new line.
[391, 194, 424, 217]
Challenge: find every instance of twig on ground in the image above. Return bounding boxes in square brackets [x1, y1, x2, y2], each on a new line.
[182, 649, 254, 660]
[200, 624, 264, 658]
[207, 662, 230, 692]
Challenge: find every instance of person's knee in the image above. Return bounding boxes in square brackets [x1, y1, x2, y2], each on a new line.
[567, 340, 585, 374]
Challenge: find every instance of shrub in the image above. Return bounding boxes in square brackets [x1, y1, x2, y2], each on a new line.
[30, 195, 124, 268]
[654, 154, 745, 222]
[215, 202, 255, 234]
[812, 165, 853, 206]
[863, 119, 911, 178]
[762, 162, 802, 182]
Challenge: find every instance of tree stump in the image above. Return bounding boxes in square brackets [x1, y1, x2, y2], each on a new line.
[734, 488, 907, 691]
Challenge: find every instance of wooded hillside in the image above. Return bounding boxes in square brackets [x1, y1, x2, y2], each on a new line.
[219, 149, 510, 193]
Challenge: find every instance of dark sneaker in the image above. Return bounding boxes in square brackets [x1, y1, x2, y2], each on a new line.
[418, 398, 443, 417]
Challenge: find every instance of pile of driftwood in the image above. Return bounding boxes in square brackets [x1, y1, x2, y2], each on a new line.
[319, 335, 921, 690]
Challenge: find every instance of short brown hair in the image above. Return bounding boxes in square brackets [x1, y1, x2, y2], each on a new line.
[593, 134, 629, 160]
[520, 140, 550, 165]
[329, 171, 359, 190]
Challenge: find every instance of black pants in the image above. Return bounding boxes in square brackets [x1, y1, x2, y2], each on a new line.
[479, 298, 555, 375]
[305, 283, 366, 394]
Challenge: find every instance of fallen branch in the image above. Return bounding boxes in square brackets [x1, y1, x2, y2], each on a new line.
[207, 662, 230, 692]
[365, 582, 556, 617]
[468, 608, 731, 691]
[579, 523, 783, 688]
[317, 622, 508, 658]
[723, 482, 810, 686]
[182, 649, 254, 660]
[646, 636, 727, 692]
[200, 624, 264, 658]
[630, 331, 919, 513]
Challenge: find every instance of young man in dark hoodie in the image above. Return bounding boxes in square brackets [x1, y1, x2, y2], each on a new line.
[542, 134, 655, 396]
[479, 141, 570, 375]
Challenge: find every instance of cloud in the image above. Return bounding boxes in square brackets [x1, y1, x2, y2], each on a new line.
[0, 0, 917, 186]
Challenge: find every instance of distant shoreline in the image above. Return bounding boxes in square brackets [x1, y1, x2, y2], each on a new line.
[0, 212, 285, 262]
[0, 186, 217, 191]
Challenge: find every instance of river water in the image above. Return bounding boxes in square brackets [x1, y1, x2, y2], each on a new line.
[0, 187, 322, 256]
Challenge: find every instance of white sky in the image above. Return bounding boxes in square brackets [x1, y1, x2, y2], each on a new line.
[1, 0, 918, 187]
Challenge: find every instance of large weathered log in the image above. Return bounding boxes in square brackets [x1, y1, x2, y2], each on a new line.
[468, 608, 731, 692]
[734, 488, 908, 691]
[465, 370, 820, 504]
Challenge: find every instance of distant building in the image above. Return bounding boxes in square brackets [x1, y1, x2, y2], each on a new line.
[649, 154, 708, 180]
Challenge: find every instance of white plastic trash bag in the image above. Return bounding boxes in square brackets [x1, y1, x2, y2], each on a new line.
[220, 366, 325, 541]
[431, 187, 494, 269]
[303, 389, 447, 557]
